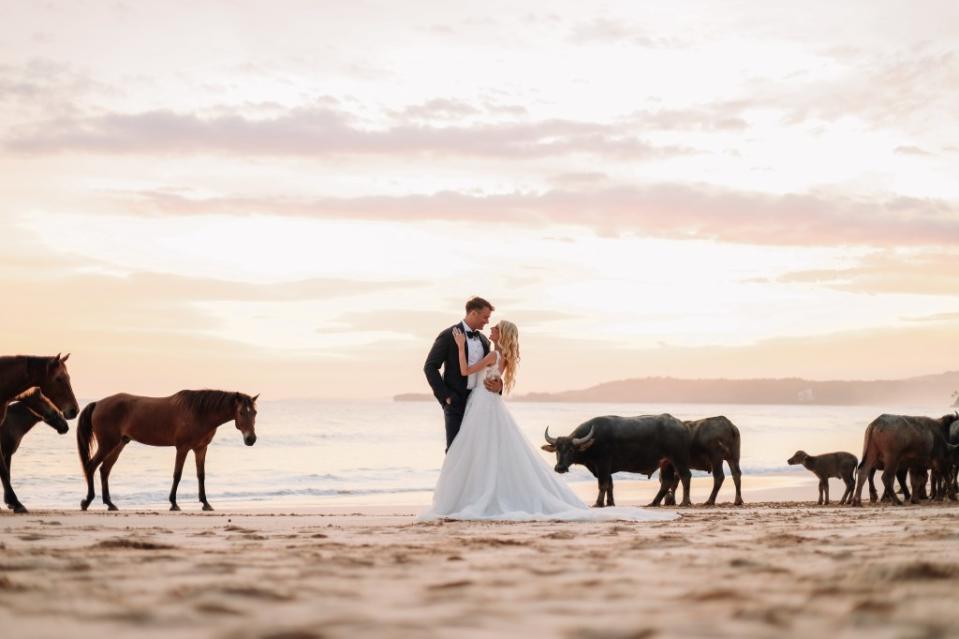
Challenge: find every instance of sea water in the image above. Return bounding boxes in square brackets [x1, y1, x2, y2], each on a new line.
[6, 400, 950, 510]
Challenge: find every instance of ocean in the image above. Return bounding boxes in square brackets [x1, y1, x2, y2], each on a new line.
[5, 400, 951, 511]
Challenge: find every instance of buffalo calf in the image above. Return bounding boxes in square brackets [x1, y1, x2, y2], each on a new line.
[787, 450, 857, 505]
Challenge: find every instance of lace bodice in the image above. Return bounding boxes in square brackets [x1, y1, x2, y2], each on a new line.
[484, 351, 502, 382]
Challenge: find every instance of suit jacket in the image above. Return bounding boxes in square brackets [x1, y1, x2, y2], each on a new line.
[424, 323, 490, 409]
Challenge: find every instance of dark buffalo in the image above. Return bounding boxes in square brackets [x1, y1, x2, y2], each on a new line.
[541, 414, 693, 507]
[851, 412, 959, 506]
[949, 417, 959, 495]
[660, 416, 744, 506]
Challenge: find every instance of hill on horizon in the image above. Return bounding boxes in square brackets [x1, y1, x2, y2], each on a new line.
[396, 371, 959, 406]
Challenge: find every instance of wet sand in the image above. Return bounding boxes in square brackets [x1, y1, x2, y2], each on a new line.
[2, 477, 959, 638]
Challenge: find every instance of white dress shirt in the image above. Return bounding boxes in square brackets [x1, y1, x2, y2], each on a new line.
[460, 321, 483, 390]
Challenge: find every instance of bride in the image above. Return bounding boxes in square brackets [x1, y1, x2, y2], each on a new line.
[418, 320, 676, 522]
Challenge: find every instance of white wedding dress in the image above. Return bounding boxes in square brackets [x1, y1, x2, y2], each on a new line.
[418, 353, 677, 522]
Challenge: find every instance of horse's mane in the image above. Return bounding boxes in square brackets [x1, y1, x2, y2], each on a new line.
[174, 389, 242, 416]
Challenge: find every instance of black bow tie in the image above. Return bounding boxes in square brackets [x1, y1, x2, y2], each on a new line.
[465, 330, 479, 339]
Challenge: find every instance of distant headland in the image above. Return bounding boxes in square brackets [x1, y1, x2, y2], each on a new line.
[396, 371, 959, 406]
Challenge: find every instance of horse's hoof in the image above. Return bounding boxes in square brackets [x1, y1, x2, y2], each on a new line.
[170, 504, 181, 512]
[107, 504, 118, 512]
[734, 499, 745, 506]
[80, 500, 90, 511]
[12, 504, 27, 514]
[202, 504, 214, 512]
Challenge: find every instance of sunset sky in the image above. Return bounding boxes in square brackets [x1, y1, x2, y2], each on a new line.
[1, 1, 957, 399]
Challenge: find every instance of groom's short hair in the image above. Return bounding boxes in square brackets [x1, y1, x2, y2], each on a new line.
[465, 297, 494, 313]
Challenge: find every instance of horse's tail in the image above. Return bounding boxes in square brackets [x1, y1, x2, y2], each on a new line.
[77, 402, 97, 470]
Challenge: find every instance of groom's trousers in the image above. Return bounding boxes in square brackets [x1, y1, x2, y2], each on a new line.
[443, 390, 471, 453]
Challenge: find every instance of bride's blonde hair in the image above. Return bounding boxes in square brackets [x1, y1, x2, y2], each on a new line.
[496, 320, 520, 394]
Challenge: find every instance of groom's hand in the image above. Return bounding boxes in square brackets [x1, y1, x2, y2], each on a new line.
[484, 377, 503, 393]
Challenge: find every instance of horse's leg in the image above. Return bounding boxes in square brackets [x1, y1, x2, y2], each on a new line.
[99, 444, 127, 511]
[195, 445, 213, 511]
[169, 446, 189, 511]
[2, 448, 26, 513]
[81, 438, 121, 511]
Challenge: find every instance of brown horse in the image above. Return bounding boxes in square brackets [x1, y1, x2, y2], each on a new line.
[1, 388, 70, 513]
[77, 390, 259, 511]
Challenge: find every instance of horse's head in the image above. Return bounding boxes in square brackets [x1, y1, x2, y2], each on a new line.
[233, 393, 259, 446]
[22, 388, 69, 434]
[38, 353, 79, 420]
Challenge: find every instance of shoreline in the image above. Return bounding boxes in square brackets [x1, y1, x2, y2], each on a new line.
[4, 471, 823, 514]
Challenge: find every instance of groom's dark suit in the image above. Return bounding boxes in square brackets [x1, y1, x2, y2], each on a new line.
[424, 323, 490, 452]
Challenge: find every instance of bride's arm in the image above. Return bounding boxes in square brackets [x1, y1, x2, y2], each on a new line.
[454, 328, 497, 376]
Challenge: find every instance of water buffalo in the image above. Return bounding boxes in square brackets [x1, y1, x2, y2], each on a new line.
[541, 414, 693, 507]
[949, 418, 959, 495]
[787, 450, 857, 505]
[851, 412, 959, 506]
[660, 416, 744, 506]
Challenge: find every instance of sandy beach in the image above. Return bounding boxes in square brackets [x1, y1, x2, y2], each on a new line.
[3, 476, 959, 639]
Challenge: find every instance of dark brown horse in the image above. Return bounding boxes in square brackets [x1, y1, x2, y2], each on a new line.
[0, 354, 80, 422]
[0, 354, 79, 508]
[1, 388, 70, 513]
[77, 390, 259, 511]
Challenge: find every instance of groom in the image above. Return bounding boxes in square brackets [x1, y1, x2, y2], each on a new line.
[424, 296, 504, 452]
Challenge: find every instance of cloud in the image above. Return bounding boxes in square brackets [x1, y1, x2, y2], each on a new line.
[4, 104, 693, 160]
[762, 47, 959, 129]
[5, 270, 422, 304]
[567, 18, 681, 48]
[124, 183, 959, 247]
[894, 145, 933, 156]
[627, 103, 750, 131]
[325, 308, 579, 340]
[768, 251, 959, 294]
[903, 312, 959, 322]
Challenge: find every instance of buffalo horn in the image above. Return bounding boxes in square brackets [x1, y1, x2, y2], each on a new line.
[572, 426, 595, 446]
[544, 427, 557, 445]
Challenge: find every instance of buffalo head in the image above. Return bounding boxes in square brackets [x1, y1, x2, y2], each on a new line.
[541, 425, 595, 473]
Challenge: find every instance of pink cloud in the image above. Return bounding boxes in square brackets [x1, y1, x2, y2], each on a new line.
[123, 184, 959, 247]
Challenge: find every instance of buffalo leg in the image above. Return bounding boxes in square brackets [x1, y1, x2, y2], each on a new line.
[704, 458, 724, 506]
[729, 458, 744, 506]
[911, 468, 929, 504]
[605, 476, 615, 507]
[660, 464, 678, 506]
[99, 444, 126, 511]
[169, 446, 189, 511]
[840, 473, 854, 505]
[898, 469, 912, 501]
[195, 446, 213, 511]
[852, 462, 872, 507]
[817, 478, 825, 505]
[881, 461, 903, 505]
[649, 477, 671, 507]
[868, 468, 879, 503]
[677, 465, 692, 507]
[593, 477, 605, 508]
